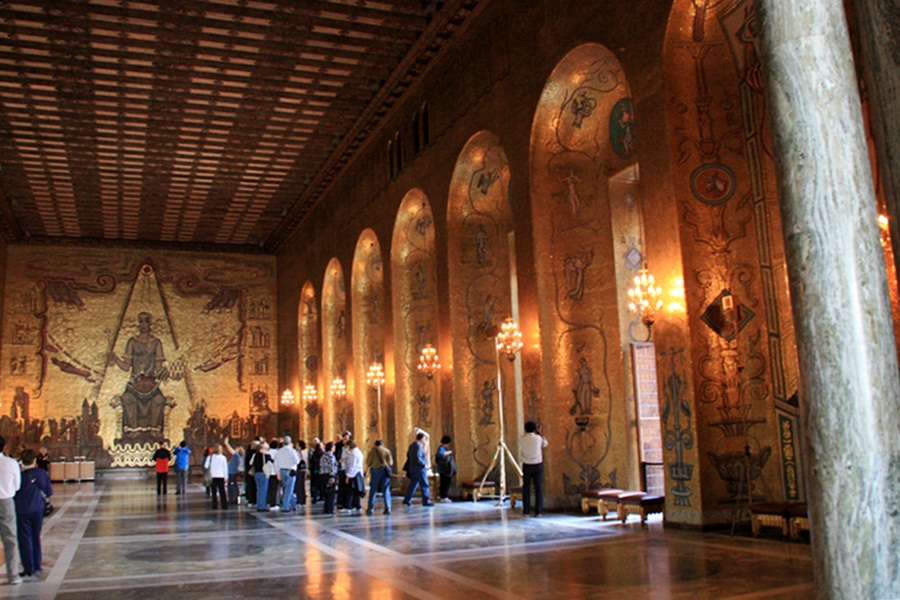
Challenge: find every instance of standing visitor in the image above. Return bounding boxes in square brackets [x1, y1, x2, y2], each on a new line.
[295, 440, 308, 506]
[204, 445, 228, 510]
[152, 442, 171, 495]
[14, 449, 52, 580]
[319, 442, 338, 516]
[310, 439, 324, 503]
[253, 441, 272, 511]
[0, 437, 21, 585]
[35, 448, 50, 472]
[520, 422, 548, 517]
[343, 440, 364, 513]
[435, 436, 457, 503]
[365, 440, 393, 515]
[244, 439, 261, 506]
[402, 432, 433, 507]
[273, 436, 300, 512]
[172, 441, 191, 495]
[223, 437, 244, 506]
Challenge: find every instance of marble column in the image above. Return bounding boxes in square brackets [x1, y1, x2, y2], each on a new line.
[757, 1, 900, 598]
[853, 0, 900, 277]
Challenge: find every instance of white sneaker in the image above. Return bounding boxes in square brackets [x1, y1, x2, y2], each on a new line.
[441, 497, 453, 503]
[269, 506, 281, 512]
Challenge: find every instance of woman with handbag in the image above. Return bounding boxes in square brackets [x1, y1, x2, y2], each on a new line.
[14, 449, 52, 580]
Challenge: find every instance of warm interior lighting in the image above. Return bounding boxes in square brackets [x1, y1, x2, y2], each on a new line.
[280, 389, 295, 407]
[879, 214, 889, 231]
[628, 266, 664, 340]
[366, 362, 385, 388]
[330, 378, 347, 400]
[417, 343, 441, 379]
[495, 317, 523, 361]
[667, 275, 686, 314]
[301, 384, 317, 404]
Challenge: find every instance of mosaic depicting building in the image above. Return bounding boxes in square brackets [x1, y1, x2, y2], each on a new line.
[0, 0, 897, 597]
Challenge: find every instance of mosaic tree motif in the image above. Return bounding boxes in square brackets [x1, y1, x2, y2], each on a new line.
[322, 258, 350, 440]
[351, 229, 387, 449]
[665, 0, 798, 507]
[298, 281, 321, 441]
[447, 131, 514, 481]
[391, 189, 440, 452]
[530, 44, 636, 500]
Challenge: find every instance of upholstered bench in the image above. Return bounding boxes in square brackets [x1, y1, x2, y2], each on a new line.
[787, 503, 809, 540]
[617, 492, 665, 524]
[749, 502, 802, 538]
[580, 488, 624, 519]
[461, 480, 497, 501]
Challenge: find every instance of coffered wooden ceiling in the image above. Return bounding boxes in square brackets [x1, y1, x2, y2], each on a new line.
[0, 0, 479, 251]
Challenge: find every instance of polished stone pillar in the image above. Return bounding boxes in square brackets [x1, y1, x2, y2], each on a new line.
[757, 1, 900, 598]
[853, 0, 900, 276]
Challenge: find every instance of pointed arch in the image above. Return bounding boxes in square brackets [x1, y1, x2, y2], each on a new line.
[351, 229, 387, 448]
[322, 258, 351, 440]
[530, 44, 635, 501]
[391, 189, 441, 449]
[298, 280, 321, 441]
[447, 130, 513, 481]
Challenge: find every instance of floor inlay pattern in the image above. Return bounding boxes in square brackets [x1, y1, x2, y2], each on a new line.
[0, 480, 814, 599]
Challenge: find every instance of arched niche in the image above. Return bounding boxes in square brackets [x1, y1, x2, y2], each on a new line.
[321, 258, 351, 440]
[664, 0, 800, 514]
[446, 130, 513, 482]
[351, 229, 387, 449]
[298, 280, 322, 441]
[529, 43, 635, 503]
[390, 189, 441, 453]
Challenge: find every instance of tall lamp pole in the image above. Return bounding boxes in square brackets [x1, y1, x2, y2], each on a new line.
[366, 362, 385, 439]
[478, 317, 524, 505]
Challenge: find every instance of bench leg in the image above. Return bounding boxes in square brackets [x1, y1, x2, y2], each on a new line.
[581, 498, 589, 514]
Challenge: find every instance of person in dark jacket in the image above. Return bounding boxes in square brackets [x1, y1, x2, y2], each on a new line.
[152, 443, 171, 495]
[14, 449, 52, 579]
[402, 432, 433, 507]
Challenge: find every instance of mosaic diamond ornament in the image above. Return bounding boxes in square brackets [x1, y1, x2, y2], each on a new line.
[701, 289, 754, 341]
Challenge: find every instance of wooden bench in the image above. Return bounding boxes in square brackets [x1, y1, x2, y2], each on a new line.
[787, 503, 809, 540]
[616, 492, 665, 524]
[749, 502, 806, 539]
[580, 488, 624, 519]
[461, 480, 498, 501]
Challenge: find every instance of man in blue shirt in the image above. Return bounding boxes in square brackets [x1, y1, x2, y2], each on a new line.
[172, 441, 191, 495]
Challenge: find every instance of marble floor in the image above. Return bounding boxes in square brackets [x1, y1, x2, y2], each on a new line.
[0, 479, 814, 599]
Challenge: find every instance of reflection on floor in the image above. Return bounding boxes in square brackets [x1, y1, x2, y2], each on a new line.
[0, 480, 814, 599]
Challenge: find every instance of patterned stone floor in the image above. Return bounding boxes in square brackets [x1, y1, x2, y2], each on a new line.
[0, 479, 814, 599]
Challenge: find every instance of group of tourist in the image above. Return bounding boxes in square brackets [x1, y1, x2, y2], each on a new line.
[0, 436, 53, 585]
[149, 421, 547, 519]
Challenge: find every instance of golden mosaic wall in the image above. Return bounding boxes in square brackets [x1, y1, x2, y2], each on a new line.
[390, 190, 442, 452]
[321, 258, 350, 441]
[529, 44, 635, 501]
[664, 0, 802, 517]
[447, 130, 515, 482]
[297, 281, 321, 442]
[0, 245, 278, 467]
[351, 229, 387, 449]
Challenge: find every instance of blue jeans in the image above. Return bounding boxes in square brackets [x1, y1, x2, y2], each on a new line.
[403, 470, 430, 504]
[255, 472, 269, 511]
[280, 469, 297, 511]
[368, 467, 391, 511]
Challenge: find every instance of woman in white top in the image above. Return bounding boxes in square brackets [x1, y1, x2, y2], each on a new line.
[343, 441, 365, 512]
[204, 445, 229, 510]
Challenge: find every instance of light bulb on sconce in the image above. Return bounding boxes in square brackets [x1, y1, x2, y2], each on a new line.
[417, 343, 441, 379]
[628, 265, 664, 341]
[280, 389, 295, 407]
[330, 378, 346, 401]
[495, 317, 523, 361]
[301, 384, 317, 404]
[366, 362, 385, 388]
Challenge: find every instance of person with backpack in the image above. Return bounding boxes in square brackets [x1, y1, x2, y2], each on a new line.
[435, 436, 457, 503]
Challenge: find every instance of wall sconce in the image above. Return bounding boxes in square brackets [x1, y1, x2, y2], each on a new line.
[301, 384, 317, 404]
[280, 389, 296, 407]
[628, 265, 663, 340]
[417, 343, 441, 379]
[495, 317, 523, 361]
[330, 378, 347, 401]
